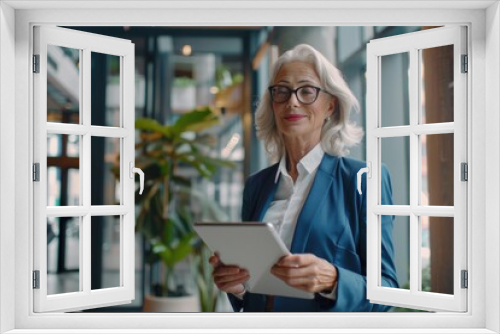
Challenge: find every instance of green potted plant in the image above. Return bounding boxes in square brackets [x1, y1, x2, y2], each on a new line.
[133, 107, 234, 312]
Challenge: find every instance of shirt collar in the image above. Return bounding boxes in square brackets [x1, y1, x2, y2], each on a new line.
[274, 144, 325, 184]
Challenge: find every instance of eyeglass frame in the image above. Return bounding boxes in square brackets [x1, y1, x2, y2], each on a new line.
[268, 85, 332, 105]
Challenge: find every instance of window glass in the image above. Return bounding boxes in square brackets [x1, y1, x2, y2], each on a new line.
[91, 215, 121, 290]
[383, 215, 410, 291]
[421, 216, 454, 294]
[381, 52, 410, 127]
[47, 217, 80, 295]
[47, 45, 80, 124]
[91, 52, 121, 127]
[91, 136, 121, 206]
[421, 134, 454, 206]
[47, 134, 80, 206]
[420, 45, 454, 124]
[381, 136, 410, 206]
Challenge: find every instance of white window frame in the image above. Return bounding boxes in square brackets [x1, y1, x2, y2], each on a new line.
[365, 26, 468, 312]
[0, 1, 499, 333]
[32, 25, 136, 313]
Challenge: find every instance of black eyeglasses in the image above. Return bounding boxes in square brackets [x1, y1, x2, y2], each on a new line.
[268, 85, 328, 105]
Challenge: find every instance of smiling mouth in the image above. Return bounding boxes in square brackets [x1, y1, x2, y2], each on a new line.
[284, 114, 307, 121]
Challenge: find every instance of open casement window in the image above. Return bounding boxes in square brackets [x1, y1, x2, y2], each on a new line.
[365, 26, 467, 312]
[33, 26, 138, 312]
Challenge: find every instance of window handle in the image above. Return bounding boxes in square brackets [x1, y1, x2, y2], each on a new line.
[130, 162, 144, 195]
[357, 162, 372, 195]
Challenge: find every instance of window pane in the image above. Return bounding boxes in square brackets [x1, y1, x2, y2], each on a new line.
[91, 52, 121, 127]
[381, 52, 410, 127]
[420, 216, 454, 294]
[91, 216, 121, 290]
[47, 133, 80, 157]
[67, 169, 80, 206]
[47, 45, 80, 124]
[47, 217, 80, 295]
[381, 136, 410, 205]
[420, 134, 454, 206]
[66, 134, 80, 157]
[420, 45, 454, 124]
[47, 134, 80, 206]
[47, 167, 61, 206]
[91, 136, 121, 205]
[382, 215, 410, 291]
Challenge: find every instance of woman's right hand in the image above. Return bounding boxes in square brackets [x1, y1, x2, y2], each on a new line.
[209, 253, 250, 295]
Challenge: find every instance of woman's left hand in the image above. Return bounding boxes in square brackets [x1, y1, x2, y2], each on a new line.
[271, 254, 337, 293]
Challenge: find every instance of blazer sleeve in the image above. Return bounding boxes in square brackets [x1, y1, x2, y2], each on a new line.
[320, 164, 399, 312]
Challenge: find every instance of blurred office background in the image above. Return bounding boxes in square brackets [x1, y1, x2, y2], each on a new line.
[46, 26, 454, 312]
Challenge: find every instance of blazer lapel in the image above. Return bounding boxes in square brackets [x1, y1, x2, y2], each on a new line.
[290, 155, 338, 253]
[251, 164, 280, 221]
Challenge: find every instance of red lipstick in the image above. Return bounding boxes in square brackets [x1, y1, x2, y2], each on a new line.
[284, 114, 306, 121]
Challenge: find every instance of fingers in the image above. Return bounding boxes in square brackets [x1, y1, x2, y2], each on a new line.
[271, 254, 337, 293]
[213, 266, 248, 281]
[208, 254, 220, 268]
[273, 269, 335, 292]
[209, 252, 250, 294]
[214, 273, 248, 288]
[209, 252, 224, 269]
[272, 265, 310, 278]
[212, 266, 250, 294]
[276, 254, 316, 267]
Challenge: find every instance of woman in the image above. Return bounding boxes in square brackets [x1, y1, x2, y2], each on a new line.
[209, 44, 398, 312]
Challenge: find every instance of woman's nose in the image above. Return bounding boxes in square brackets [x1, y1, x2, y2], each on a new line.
[287, 92, 301, 107]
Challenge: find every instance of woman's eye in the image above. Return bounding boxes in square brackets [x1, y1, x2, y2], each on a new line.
[300, 87, 315, 95]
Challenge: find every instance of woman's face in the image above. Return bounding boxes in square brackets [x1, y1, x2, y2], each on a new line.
[271, 62, 335, 145]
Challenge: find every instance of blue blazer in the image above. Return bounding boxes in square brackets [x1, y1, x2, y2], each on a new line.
[228, 154, 399, 312]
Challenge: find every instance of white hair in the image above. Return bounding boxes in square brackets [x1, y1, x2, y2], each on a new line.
[255, 44, 363, 162]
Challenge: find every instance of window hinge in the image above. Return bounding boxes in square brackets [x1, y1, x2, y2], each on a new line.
[33, 270, 40, 289]
[461, 162, 468, 181]
[461, 270, 468, 289]
[33, 163, 40, 182]
[33, 54, 40, 73]
[461, 54, 468, 73]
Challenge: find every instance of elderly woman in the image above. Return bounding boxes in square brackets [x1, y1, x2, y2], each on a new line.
[209, 44, 398, 312]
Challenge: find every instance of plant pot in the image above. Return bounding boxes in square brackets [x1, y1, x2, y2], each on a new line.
[171, 86, 196, 113]
[143, 293, 200, 312]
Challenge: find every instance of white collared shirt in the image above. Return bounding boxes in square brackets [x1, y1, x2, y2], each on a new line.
[263, 143, 324, 249]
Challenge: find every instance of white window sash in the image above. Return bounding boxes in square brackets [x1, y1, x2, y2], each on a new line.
[366, 25, 468, 312]
[33, 25, 136, 313]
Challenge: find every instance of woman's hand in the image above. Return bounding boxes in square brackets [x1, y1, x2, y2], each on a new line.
[271, 254, 338, 293]
[209, 253, 250, 295]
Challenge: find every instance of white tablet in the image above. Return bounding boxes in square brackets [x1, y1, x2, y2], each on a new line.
[194, 222, 314, 300]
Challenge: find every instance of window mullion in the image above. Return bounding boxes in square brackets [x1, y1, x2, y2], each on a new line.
[82, 47, 92, 294]
[409, 47, 419, 295]
[78, 49, 85, 293]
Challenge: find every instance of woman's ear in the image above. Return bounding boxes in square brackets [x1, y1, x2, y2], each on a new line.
[327, 96, 336, 118]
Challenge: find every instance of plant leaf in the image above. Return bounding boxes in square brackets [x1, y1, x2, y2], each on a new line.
[171, 108, 220, 134]
[169, 233, 196, 265]
[136, 118, 173, 137]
